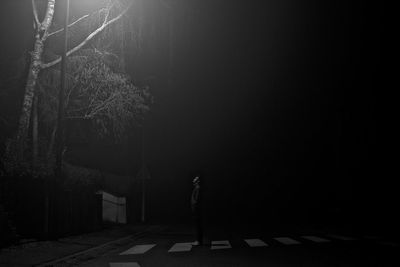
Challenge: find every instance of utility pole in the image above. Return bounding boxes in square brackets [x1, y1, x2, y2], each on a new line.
[52, 0, 69, 238]
[141, 174, 146, 223]
[140, 127, 146, 223]
[55, 0, 70, 177]
[136, 126, 150, 223]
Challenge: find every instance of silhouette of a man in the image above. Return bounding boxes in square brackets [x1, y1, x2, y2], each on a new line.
[191, 175, 203, 245]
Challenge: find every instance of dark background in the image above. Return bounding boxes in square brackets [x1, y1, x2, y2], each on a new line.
[0, 1, 389, 235]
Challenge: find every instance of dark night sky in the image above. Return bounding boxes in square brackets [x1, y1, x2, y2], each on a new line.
[142, 1, 375, 172]
[138, 0, 384, 224]
[0, 1, 388, 228]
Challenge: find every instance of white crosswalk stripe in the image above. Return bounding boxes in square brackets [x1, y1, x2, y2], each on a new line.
[109, 263, 141, 267]
[364, 235, 381, 240]
[274, 237, 301, 245]
[211, 240, 231, 250]
[379, 241, 399, 247]
[327, 234, 356, 241]
[301, 235, 330, 243]
[114, 233, 354, 258]
[244, 239, 268, 247]
[119, 244, 156, 255]
[168, 242, 193, 252]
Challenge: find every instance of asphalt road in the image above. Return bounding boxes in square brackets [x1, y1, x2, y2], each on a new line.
[61, 225, 399, 267]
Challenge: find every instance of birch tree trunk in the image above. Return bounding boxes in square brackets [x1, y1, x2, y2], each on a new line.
[15, 0, 55, 156]
[14, 0, 131, 159]
[16, 37, 44, 147]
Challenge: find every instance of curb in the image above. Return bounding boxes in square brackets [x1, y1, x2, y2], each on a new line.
[34, 228, 152, 267]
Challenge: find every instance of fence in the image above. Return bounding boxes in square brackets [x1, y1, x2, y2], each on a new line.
[0, 174, 102, 240]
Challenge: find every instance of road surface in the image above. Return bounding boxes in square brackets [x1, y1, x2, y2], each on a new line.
[54, 225, 399, 267]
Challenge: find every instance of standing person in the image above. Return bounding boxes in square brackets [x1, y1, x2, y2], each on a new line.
[191, 175, 203, 245]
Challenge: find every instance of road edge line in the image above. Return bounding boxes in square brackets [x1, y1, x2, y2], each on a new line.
[34, 229, 148, 267]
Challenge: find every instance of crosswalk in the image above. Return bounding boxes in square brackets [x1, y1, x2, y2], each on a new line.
[167, 242, 192, 252]
[111, 234, 361, 267]
[117, 234, 357, 256]
[301, 235, 331, 243]
[327, 234, 357, 241]
[119, 244, 156, 255]
[274, 237, 301, 245]
[244, 238, 268, 247]
[109, 234, 400, 267]
[211, 240, 232, 250]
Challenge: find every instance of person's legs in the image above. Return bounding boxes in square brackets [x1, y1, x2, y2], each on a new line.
[196, 213, 203, 244]
[192, 207, 203, 245]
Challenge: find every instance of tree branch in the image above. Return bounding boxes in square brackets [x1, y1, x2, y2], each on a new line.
[88, 96, 117, 117]
[47, 7, 108, 37]
[41, 2, 132, 69]
[86, 89, 119, 118]
[104, 1, 116, 23]
[31, 0, 40, 27]
[48, 14, 90, 37]
[86, 85, 102, 115]
[40, 0, 55, 33]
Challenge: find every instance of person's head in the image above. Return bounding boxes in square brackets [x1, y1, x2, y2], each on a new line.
[193, 176, 200, 186]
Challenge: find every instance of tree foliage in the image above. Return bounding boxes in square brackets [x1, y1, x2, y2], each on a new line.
[39, 48, 152, 142]
[1, 0, 152, 176]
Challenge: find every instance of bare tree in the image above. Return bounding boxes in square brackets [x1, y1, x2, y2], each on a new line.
[14, 0, 133, 158]
[38, 48, 152, 151]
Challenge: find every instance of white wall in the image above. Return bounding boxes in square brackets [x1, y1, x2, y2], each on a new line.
[101, 191, 127, 224]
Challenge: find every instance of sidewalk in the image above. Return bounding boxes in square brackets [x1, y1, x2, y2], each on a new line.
[0, 224, 158, 267]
